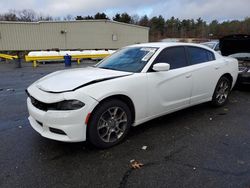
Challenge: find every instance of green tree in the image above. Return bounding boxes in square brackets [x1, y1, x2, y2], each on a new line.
[94, 12, 109, 19]
[75, 15, 84, 20]
[149, 15, 165, 41]
[138, 15, 149, 27]
[113, 13, 132, 23]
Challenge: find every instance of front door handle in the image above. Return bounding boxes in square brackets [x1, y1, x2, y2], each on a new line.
[185, 74, 192, 78]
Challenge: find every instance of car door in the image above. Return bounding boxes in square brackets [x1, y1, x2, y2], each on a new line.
[186, 46, 222, 104]
[146, 46, 193, 117]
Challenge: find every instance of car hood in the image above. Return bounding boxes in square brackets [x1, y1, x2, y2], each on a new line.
[219, 34, 250, 56]
[35, 67, 133, 93]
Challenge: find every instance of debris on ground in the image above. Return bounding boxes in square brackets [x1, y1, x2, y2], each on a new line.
[18, 126, 22, 129]
[225, 134, 229, 137]
[141, 146, 147, 150]
[193, 167, 196, 170]
[6, 88, 15, 92]
[231, 99, 238, 103]
[218, 112, 227, 115]
[224, 108, 229, 111]
[129, 159, 143, 169]
[237, 160, 245, 165]
[209, 117, 213, 121]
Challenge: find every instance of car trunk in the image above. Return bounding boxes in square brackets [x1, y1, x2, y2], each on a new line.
[220, 34, 250, 73]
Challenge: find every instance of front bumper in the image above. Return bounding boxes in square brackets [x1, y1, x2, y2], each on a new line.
[27, 88, 98, 142]
[238, 68, 250, 85]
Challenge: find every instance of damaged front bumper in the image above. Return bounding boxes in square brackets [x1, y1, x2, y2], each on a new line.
[238, 61, 250, 84]
[26, 85, 99, 142]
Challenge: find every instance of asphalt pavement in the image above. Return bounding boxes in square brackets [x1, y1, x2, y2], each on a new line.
[0, 61, 250, 188]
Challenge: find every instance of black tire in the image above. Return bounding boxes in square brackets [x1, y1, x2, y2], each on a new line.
[88, 99, 132, 149]
[211, 76, 232, 107]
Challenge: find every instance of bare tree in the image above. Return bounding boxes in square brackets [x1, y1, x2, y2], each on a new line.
[63, 14, 74, 21]
[18, 9, 36, 21]
[131, 14, 140, 24]
[37, 13, 53, 21]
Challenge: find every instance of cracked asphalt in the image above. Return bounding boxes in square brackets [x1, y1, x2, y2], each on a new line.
[0, 62, 250, 188]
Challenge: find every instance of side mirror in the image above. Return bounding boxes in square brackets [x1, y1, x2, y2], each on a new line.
[153, 63, 170, 72]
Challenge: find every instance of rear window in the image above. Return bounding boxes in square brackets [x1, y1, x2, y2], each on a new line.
[187, 47, 215, 65]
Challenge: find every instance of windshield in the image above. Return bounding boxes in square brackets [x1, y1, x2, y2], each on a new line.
[96, 47, 158, 73]
[202, 42, 216, 49]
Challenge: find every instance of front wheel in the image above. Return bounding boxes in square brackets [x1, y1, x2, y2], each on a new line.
[88, 99, 132, 149]
[211, 76, 231, 107]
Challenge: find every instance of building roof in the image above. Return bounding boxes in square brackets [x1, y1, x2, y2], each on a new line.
[0, 19, 149, 30]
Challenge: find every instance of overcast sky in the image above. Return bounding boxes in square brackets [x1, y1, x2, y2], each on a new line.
[0, 0, 249, 22]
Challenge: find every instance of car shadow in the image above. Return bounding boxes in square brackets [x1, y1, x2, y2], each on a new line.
[128, 102, 212, 139]
[32, 88, 247, 154]
[234, 84, 250, 92]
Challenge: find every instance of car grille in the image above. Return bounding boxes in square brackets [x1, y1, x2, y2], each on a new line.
[26, 90, 48, 111]
[30, 96, 48, 111]
[239, 67, 248, 73]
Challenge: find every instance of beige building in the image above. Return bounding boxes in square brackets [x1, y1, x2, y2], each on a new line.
[0, 20, 149, 51]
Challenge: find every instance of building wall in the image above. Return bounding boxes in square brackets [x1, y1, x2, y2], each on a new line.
[0, 20, 149, 51]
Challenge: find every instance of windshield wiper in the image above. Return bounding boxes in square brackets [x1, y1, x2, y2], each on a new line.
[98, 67, 116, 70]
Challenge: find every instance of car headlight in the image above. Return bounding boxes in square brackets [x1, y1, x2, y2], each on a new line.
[48, 100, 85, 110]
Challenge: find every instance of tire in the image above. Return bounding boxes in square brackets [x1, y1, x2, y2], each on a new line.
[88, 99, 132, 149]
[211, 76, 232, 107]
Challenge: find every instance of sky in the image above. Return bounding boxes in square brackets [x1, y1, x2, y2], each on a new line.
[0, 0, 249, 22]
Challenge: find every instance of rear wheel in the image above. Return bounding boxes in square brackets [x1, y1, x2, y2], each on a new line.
[212, 76, 231, 107]
[88, 99, 132, 148]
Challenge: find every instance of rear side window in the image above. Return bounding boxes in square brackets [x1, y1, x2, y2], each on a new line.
[187, 47, 215, 65]
[154, 47, 188, 70]
[214, 43, 220, 51]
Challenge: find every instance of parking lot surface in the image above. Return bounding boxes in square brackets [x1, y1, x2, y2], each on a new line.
[0, 62, 250, 188]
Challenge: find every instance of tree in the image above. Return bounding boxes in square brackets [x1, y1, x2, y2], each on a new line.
[84, 15, 94, 20]
[209, 20, 219, 38]
[18, 9, 36, 22]
[63, 14, 73, 21]
[0, 12, 18, 21]
[75, 15, 84, 20]
[94, 12, 108, 19]
[131, 14, 140, 24]
[195, 17, 207, 38]
[37, 13, 53, 21]
[113, 14, 121, 22]
[149, 15, 165, 41]
[139, 15, 149, 27]
[113, 13, 132, 23]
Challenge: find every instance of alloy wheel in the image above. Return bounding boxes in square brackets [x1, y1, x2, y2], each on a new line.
[97, 107, 128, 143]
[215, 79, 230, 104]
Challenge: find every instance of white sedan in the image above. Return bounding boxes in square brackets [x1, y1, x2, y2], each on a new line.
[26, 42, 238, 148]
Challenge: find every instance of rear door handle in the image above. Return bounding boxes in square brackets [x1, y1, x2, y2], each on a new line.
[215, 66, 220, 70]
[185, 74, 192, 78]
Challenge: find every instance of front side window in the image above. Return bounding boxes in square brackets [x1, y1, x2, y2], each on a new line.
[153, 47, 188, 70]
[96, 47, 158, 73]
[187, 47, 215, 65]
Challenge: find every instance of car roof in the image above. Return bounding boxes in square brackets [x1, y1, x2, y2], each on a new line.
[202, 41, 219, 44]
[129, 42, 212, 50]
